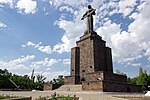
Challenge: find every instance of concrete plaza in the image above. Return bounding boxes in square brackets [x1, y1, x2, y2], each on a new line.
[0, 91, 144, 100]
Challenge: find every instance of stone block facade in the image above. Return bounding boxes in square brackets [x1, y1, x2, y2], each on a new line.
[65, 32, 142, 92]
[65, 75, 80, 85]
[82, 80, 141, 92]
[43, 83, 62, 91]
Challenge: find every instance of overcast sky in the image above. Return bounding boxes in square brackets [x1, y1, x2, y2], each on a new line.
[0, 0, 150, 81]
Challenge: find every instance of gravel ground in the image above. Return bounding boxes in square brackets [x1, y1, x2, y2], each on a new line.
[0, 91, 144, 100]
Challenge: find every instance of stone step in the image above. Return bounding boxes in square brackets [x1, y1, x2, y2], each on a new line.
[55, 85, 82, 92]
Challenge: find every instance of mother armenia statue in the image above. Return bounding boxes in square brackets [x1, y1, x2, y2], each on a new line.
[81, 5, 96, 34]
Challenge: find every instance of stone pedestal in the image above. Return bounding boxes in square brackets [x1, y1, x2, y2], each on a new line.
[65, 32, 142, 92]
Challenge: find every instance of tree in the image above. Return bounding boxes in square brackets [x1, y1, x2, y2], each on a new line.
[35, 74, 46, 90]
[36, 74, 46, 83]
[128, 77, 138, 85]
[52, 79, 57, 84]
[0, 69, 14, 89]
[0, 68, 49, 90]
[147, 75, 150, 86]
[56, 75, 64, 85]
[136, 67, 148, 90]
[50, 75, 64, 85]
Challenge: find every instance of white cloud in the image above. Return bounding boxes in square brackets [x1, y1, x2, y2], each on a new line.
[96, 20, 121, 46]
[53, 35, 72, 53]
[142, 41, 150, 61]
[0, 55, 35, 73]
[95, 19, 143, 65]
[53, 6, 87, 53]
[109, 9, 118, 16]
[38, 46, 52, 54]
[97, 0, 137, 17]
[0, 0, 13, 8]
[32, 58, 60, 68]
[129, 12, 139, 19]
[0, 21, 7, 30]
[9, 55, 35, 64]
[118, 0, 137, 17]
[34, 70, 69, 81]
[111, 31, 141, 62]
[49, 0, 87, 8]
[0, 55, 68, 80]
[26, 41, 52, 54]
[21, 45, 26, 48]
[132, 63, 141, 67]
[49, 0, 64, 8]
[16, 0, 37, 14]
[127, 1, 150, 62]
[137, 1, 147, 11]
[59, 6, 74, 13]
[63, 59, 70, 65]
[27, 41, 36, 46]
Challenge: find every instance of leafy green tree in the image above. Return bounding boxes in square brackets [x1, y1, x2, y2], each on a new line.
[36, 74, 46, 83]
[136, 67, 148, 90]
[56, 75, 64, 85]
[52, 79, 57, 84]
[147, 75, 150, 86]
[0, 69, 16, 89]
[50, 75, 64, 85]
[35, 74, 46, 90]
[131, 77, 138, 85]
[0, 68, 49, 90]
[0, 69, 5, 75]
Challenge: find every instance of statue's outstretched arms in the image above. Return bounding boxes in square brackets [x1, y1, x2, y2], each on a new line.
[81, 11, 88, 20]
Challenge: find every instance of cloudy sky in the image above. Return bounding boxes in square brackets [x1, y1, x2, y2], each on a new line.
[0, 0, 150, 81]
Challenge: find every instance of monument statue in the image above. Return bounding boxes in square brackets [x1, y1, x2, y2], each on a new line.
[63, 4, 142, 93]
[81, 5, 96, 34]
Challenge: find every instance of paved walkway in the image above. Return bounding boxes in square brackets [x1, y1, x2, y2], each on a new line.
[0, 91, 144, 100]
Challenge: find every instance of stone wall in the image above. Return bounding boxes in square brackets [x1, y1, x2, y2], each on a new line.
[104, 72, 127, 83]
[82, 80, 142, 92]
[75, 33, 114, 81]
[43, 83, 62, 90]
[77, 33, 95, 79]
[83, 71, 127, 83]
[105, 47, 113, 72]
[85, 72, 104, 81]
[71, 47, 80, 76]
[65, 75, 80, 85]
[93, 34, 106, 72]
[82, 81, 103, 91]
[103, 80, 142, 92]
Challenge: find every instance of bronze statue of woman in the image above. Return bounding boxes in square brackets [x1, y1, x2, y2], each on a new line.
[81, 5, 96, 34]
